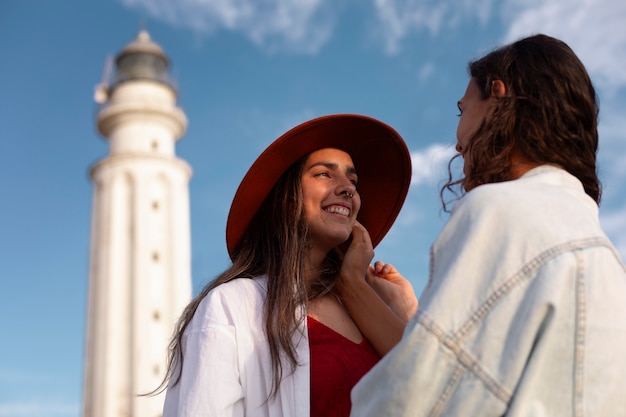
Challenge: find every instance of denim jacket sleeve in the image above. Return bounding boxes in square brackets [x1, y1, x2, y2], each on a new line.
[350, 167, 626, 417]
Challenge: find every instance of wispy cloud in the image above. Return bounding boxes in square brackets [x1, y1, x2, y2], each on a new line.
[503, 0, 626, 91]
[600, 202, 626, 261]
[119, 0, 335, 54]
[373, 0, 495, 54]
[597, 110, 626, 263]
[417, 61, 436, 84]
[373, 0, 447, 54]
[597, 105, 626, 185]
[118, 0, 626, 87]
[410, 143, 456, 187]
[373, 0, 626, 91]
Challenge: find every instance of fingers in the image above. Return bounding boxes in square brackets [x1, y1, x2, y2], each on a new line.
[353, 221, 373, 246]
[347, 221, 374, 262]
[352, 222, 395, 277]
[373, 260, 394, 276]
[340, 221, 375, 273]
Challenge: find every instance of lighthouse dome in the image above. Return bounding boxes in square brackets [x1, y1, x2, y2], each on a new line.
[112, 30, 173, 88]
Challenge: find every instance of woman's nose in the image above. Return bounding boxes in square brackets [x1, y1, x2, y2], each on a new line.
[340, 189, 354, 199]
[337, 178, 356, 197]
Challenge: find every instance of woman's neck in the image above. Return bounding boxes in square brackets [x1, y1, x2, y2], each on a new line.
[303, 246, 329, 283]
[510, 149, 539, 180]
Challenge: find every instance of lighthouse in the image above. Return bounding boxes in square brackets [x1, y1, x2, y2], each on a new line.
[83, 30, 192, 417]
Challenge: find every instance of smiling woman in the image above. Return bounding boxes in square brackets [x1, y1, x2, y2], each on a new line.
[157, 114, 416, 417]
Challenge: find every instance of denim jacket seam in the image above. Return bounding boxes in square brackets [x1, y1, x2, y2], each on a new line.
[427, 245, 435, 289]
[417, 236, 614, 411]
[453, 236, 612, 341]
[416, 311, 512, 404]
[428, 362, 466, 417]
[574, 249, 586, 417]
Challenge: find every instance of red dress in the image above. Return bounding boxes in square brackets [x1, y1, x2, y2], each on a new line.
[307, 316, 380, 417]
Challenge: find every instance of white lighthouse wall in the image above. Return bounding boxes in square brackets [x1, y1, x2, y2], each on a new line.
[86, 155, 191, 417]
[84, 36, 192, 417]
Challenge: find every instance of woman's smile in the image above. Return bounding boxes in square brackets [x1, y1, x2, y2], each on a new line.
[301, 148, 360, 253]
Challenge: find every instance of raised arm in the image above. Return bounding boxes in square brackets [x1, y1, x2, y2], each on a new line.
[334, 222, 417, 356]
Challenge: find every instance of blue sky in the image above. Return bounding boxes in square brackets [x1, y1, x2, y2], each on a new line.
[1, 0, 625, 415]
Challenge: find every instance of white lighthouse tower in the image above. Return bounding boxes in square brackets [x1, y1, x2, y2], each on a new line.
[83, 30, 192, 417]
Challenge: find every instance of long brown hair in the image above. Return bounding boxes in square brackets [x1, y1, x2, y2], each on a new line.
[442, 34, 601, 209]
[158, 153, 341, 397]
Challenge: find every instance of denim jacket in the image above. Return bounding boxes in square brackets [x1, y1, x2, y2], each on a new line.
[351, 165, 626, 416]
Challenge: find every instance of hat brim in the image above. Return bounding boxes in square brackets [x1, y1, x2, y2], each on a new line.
[226, 114, 412, 259]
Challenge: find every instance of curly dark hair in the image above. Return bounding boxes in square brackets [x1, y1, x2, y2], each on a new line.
[442, 34, 601, 209]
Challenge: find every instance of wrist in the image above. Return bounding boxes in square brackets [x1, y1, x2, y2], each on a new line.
[335, 271, 368, 299]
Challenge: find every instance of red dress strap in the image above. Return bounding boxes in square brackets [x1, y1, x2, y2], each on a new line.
[307, 316, 380, 417]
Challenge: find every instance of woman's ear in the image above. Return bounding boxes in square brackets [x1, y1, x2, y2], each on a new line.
[491, 80, 507, 98]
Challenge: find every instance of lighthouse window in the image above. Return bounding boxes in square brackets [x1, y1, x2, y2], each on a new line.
[152, 200, 159, 210]
[151, 140, 159, 151]
[116, 53, 167, 83]
[152, 251, 160, 262]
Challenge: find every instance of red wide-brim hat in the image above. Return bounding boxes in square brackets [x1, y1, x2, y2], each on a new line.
[226, 114, 412, 259]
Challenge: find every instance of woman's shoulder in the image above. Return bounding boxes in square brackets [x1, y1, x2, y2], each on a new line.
[458, 165, 591, 217]
[188, 276, 267, 332]
[208, 276, 267, 298]
[452, 180, 517, 220]
[442, 166, 601, 252]
[203, 276, 268, 310]
[454, 167, 552, 211]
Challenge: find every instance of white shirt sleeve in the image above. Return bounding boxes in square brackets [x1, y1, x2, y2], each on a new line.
[163, 291, 245, 417]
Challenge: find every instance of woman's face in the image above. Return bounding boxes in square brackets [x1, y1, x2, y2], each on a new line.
[301, 148, 360, 253]
[456, 77, 494, 175]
